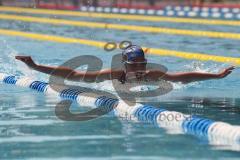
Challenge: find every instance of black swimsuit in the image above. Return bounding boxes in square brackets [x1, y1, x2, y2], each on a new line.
[119, 71, 126, 84]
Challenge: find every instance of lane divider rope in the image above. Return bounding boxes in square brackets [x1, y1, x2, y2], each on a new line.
[0, 28, 239, 65]
[0, 73, 240, 145]
[0, 14, 240, 40]
[79, 5, 240, 20]
[0, 6, 240, 26]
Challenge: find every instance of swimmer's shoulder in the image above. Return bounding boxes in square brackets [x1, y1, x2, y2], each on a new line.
[147, 69, 167, 80]
[100, 69, 124, 80]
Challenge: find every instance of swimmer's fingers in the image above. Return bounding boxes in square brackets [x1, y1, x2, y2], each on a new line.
[222, 66, 235, 74]
[226, 66, 235, 71]
[15, 56, 36, 68]
[15, 56, 32, 62]
[223, 70, 232, 77]
[15, 55, 31, 59]
[218, 67, 234, 78]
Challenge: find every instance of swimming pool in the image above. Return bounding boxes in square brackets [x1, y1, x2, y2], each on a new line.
[0, 7, 240, 159]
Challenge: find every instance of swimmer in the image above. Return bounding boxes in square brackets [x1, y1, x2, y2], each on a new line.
[15, 45, 234, 84]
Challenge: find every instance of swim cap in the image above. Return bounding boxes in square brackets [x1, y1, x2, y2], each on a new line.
[122, 45, 146, 63]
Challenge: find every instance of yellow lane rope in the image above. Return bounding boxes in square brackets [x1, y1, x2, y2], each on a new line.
[0, 28, 239, 65]
[0, 14, 240, 40]
[0, 6, 240, 26]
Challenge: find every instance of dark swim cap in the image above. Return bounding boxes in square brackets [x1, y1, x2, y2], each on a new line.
[122, 45, 146, 63]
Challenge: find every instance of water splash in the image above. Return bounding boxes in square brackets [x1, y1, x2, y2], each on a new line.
[0, 39, 36, 77]
[184, 61, 226, 73]
[172, 61, 229, 90]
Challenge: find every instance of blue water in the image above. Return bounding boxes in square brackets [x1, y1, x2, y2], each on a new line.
[0, 10, 240, 159]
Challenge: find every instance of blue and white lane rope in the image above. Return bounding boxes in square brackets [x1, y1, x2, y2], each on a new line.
[79, 6, 240, 19]
[0, 73, 240, 144]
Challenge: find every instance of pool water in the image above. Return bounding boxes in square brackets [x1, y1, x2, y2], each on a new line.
[0, 10, 240, 159]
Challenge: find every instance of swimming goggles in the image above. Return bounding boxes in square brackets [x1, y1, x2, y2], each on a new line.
[122, 59, 147, 65]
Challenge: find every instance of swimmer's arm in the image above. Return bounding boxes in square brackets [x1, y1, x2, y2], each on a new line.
[15, 55, 80, 79]
[30, 65, 122, 82]
[164, 72, 220, 83]
[158, 66, 235, 83]
[33, 65, 113, 82]
[68, 69, 122, 82]
[15, 56, 122, 82]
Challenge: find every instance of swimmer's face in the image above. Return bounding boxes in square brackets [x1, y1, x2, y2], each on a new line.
[124, 57, 147, 72]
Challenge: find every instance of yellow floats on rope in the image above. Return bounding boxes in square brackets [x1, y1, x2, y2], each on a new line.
[0, 6, 240, 26]
[0, 14, 240, 40]
[0, 28, 239, 65]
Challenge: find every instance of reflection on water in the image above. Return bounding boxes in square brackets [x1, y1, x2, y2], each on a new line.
[0, 85, 240, 159]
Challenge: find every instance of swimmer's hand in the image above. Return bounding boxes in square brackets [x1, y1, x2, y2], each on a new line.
[15, 56, 37, 68]
[217, 66, 235, 78]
